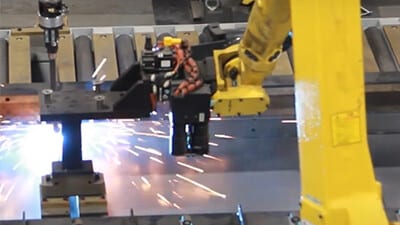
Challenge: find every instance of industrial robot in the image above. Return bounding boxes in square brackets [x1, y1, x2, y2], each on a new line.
[1, 0, 397, 224]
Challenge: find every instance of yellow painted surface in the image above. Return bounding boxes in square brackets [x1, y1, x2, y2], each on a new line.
[291, 0, 389, 224]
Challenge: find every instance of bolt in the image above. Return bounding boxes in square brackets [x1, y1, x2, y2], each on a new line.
[94, 95, 105, 110]
[42, 89, 53, 104]
[229, 68, 239, 83]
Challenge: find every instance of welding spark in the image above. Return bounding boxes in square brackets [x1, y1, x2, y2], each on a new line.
[12, 159, 24, 171]
[116, 119, 136, 123]
[141, 176, 150, 185]
[281, 119, 297, 124]
[210, 117, 222, 121]
[0, 183, 4, 195]
[208, 142, 219, 147]
[0, 120, 11, 125]
[203, 154, 223, 162]
[3, 183, 15, 202]
[172, 191, 184, 199]
[137, 138, 146, 142]
[131, 181, 139, 189]
[134, 145, 163, 156]
[157, 193, 172, 206]
[151, 121, 162, 126]
[173, 203, 182, 209]
[99, 74, 107, 82]
[92, 58, 108, 79]
[149, 127, 166, 135]
[149, 156, 164, 164]
[214, 134, 234, 139]
[177, 162, 204, 173]
[123, 147, 140, 157]
[176, 174, 227, 199]
[116, 139, 131, 145]
[0, 183, 16, 202]
[128, 128, 169, 139]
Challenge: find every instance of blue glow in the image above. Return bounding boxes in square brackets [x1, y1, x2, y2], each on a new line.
[68, 195, 80, 219]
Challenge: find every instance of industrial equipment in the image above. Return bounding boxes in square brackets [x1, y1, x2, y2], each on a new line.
[2, 0, 400, 224]
[38, 0, 68, 91]
[212, 0, 392, 224]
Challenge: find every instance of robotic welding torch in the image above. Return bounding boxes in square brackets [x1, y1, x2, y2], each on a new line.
[38, 0, 68, 90]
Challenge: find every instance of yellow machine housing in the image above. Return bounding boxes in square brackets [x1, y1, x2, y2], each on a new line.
[214, 0, 398, 224]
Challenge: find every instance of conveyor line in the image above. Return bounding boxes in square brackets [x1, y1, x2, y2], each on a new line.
[0, 22, 399, 85]
[115, 34, 136, 75]
[74, 36, 95, 82]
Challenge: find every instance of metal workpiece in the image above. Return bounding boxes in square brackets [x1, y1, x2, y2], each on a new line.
[115, 34, 137, 75]
[0, 39, 8, 84]
[190, 123, 209, 155]
[169, 85, 211, 156]
[365, 26, 398, 72]
[169, 123, 187, 156]
[74, 36, 95, 82]
[40, 89, 152, 121]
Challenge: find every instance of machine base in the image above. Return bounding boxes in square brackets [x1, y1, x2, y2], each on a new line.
[41, 196, 107, 217]
[40, 160, 107, 217]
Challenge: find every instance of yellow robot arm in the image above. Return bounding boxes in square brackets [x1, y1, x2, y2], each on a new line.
[212, 0, 291, 116]
[240, 0, 254, 5]
[213, 0, 397, 225]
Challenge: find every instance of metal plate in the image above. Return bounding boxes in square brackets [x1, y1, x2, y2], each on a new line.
[93, 34, 119, 80]
[8, 35, 31, 84]
[57, 34, 76, 82]
[2, 117, 400, 220]
[0, 95, 39, 121]
[176, 31, 200, 45]
[363, 32, 380, 73]
[384, 25, 400, 68]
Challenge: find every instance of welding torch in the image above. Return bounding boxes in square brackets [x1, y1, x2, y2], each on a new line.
[38, 0, 68, 91]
